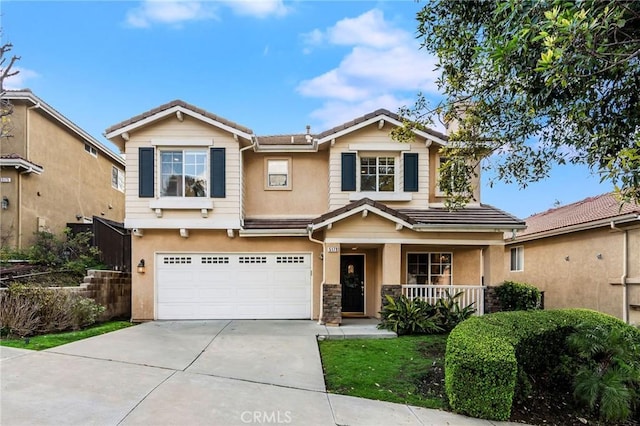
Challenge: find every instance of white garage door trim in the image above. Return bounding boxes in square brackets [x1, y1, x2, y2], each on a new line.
[155, 252, 312, 320]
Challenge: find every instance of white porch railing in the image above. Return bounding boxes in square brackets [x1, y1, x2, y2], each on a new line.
[401, 285, 485, 316]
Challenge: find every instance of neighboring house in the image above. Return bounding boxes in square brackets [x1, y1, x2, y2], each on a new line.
[105, 100, 525, 323]
[504, 193, 640, 324]
[0, 90, 126, 249]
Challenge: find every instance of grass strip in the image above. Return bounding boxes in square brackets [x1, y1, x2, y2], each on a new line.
[0, 321, 134, 350]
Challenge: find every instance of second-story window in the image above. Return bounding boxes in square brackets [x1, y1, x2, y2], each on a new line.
[265, 158, 291, 190]
[360, 156, 394, 191]
[160, 150, 207, 197]
[111, 166, 125, 192]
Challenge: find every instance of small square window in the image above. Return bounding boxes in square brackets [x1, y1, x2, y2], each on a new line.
[111, 166, 125, 192]
[360, 156, 395, 192]
[510, 246, 524, 272]
[265, 158, 291, 190]
[85, 144, 97, 157]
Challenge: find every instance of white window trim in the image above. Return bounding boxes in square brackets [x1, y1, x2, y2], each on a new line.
[85, 144, 97, 157]
[435, 152, 449, 197]
[510, 246, 524, 272]
[264, 157, 292, 191]
[358, 154, 398, 193]
[158, 148, 209, 200]
[111, 166, 125, 192]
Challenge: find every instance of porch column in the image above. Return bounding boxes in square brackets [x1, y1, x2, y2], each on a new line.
[381, 243, 402, 311]
[322, 244, 342, 325]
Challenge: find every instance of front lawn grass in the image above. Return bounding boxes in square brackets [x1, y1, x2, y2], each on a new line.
[319, 335, 448, 409]
[0, 321, 134, 351]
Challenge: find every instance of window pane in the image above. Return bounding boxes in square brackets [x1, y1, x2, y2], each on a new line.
[161, 151, 183, 197]
[111, 167, 118, 188]
[267, 159, 289, 187]
[184, 151, 207, 197]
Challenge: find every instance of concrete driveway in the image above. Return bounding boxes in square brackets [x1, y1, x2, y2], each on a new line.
[1, 320, 520, 426]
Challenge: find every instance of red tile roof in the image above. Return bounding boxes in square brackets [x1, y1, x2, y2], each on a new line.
[517, 193, 640, 238]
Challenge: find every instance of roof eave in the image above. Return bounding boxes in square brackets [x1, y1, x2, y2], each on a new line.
[105, 105, 254, 142]
[0, 158, 44, 175]
[506, 214, 640, 244]
[6, 91, 125, 167]
[317, 114, 447, 146]
[310, 203, 414, 232]
[413, 223, 527, 232]
[238, 229, 308, 237]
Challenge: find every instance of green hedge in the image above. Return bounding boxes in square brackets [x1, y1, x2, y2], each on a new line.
[495, 280, 541, 311]
[444, 309, 638, 421]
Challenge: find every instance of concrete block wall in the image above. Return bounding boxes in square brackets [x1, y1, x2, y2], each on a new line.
[75, 270, 131, 321]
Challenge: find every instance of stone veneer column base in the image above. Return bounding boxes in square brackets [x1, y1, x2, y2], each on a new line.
[381, 284, 402, 307]
[322, 283, 342, 325]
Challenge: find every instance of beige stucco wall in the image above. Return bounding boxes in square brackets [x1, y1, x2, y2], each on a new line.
[504, 226, 640, 323]
[0, 102, 125, 248]
[243, 151, 329, 218]
[130, 229, 322, 321]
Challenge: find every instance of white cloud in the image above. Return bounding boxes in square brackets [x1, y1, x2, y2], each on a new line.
[222, 0, 288, 18]
[326, 9, 409, 49]
[297, 9, 441, 129]
[4, 67, 39, 90]
[125, 1, 217, 28]
[125, 0, 287, 28]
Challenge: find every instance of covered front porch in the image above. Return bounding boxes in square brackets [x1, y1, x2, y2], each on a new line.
[309, 198, 525, 325]
[319, 241, 502, 325]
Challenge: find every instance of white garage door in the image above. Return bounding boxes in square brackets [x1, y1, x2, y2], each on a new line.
[156, 253, 311, 319]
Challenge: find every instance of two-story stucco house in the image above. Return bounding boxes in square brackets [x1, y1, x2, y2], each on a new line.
[105, 100, 525, 323]
[0, 90, 125, 249]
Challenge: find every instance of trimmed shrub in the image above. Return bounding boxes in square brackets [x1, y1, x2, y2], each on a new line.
[495, 281, 541, 311]
[0, 284, 105, 337]
[444, 309, 638, 421]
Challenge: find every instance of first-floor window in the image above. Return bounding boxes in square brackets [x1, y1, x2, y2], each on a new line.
[361, 156, 395, 191]
[111, 166, 125, 192]
[407, 253, 452, 285]
[160, 150, 207, 197]
[510, 246, 524, 271]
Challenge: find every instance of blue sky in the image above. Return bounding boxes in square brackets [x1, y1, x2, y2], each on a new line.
[2, 0, 612, 219]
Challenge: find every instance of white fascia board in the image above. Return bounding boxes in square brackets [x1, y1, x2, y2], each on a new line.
[254, 145, 318, 153]
[7, 91, 125, 167]
[324, 237, 505, 246]
[0, 158, 44, 175]
[311, 204, 414, 231]
[124, 218, 241, 229]
[106, 106, 253, 142]
[238, 229, 308, 237]
[317, 114, 447, 146]
[505, 214, 640, 244]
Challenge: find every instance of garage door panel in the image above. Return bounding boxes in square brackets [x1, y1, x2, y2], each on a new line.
[156, 253, 311, 319]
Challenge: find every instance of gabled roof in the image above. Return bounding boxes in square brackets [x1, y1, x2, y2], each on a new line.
[0, 153, 44, 174]
[315, 108, 448, 146]
[104, 99, 255, 141]
[511, 192, 640, 242]
[309, 198, 525, 232]
[4, 90, 125, 167]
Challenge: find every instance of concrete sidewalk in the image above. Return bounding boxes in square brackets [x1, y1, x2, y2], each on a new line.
[1, 321, 521, 425]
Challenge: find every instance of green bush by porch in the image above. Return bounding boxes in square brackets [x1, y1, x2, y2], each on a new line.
[445, 309, 638, 421]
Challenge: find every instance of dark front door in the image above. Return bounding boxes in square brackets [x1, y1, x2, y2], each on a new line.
[341, 254, 365, 313]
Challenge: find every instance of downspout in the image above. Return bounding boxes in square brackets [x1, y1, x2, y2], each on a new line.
[18, 102, 41, 248]
[238, 136, 256, 227]
[308, 225, 326, 324]
[610, 220, 629, 324]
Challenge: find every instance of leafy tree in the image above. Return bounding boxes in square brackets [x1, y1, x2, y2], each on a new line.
[394, 0, 640, 208]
